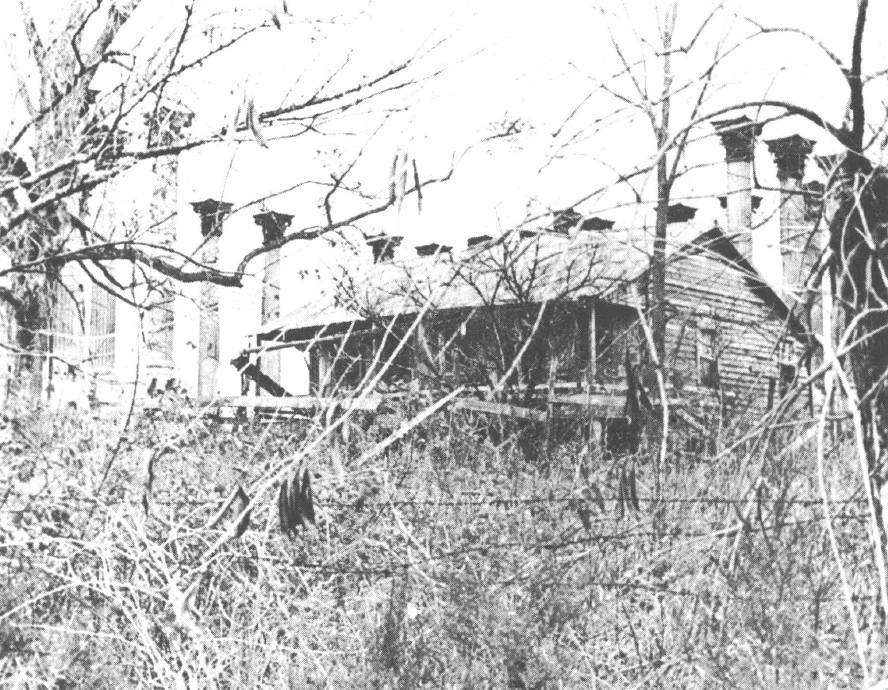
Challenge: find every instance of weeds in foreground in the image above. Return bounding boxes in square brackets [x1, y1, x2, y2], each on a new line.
[0, 405, 875, 688]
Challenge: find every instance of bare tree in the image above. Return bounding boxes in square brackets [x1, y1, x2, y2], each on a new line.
[582, 0, 888, 666]
[605, 3, 717, 363]
[701, 1, 888, 623]
[0, 1, 449, 400]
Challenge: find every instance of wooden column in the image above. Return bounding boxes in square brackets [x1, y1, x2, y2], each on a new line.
[191, 198, 232, 399]
[713, 116, 762, 261]
[253, 210, 293, 386]
[587, 300, 597, 386]
[766, 135, 817, 300]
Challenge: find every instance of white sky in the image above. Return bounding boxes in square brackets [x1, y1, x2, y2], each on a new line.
[4, 0, 888, 246]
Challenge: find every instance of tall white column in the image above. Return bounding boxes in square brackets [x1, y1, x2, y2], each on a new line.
[253, 210, 293, 386]
[714, 116, 762, 262]
[191, 198, 232, 400]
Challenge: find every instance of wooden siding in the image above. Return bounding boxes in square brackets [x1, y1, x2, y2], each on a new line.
[287, 231, 800, 422]
[659, 250, 797, 410]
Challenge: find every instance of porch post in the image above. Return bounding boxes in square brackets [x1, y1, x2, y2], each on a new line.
[191, 198, 232, 400]
[253, 210, 293, 385]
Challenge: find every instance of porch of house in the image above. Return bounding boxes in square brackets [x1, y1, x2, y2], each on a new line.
[219, 298, 733, 453]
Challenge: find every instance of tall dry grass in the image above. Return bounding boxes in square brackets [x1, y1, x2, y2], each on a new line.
[0, 398, 877, 688]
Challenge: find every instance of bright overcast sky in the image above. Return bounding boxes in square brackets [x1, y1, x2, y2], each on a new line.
[4, 0, 888, 242]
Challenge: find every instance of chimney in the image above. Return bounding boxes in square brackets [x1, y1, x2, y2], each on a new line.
[467, 234, 493, 247]
[713, 116, 762, 260]
[415, 243, 452, 257]
[254, 210, 293, 384]
[578, 217, 615, 231]
[553, 208, 583, 234]
[367, 235, 402, 263]
[191, 198, 233, 399]
[667, 203, 697, 224]
[192, 198, 233, 252]
[766, 134, 817, 299]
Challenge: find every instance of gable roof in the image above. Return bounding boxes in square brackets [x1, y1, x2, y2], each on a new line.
[686, 226, 808, 342]
[258, 224, 798, 341]
[259, 229, 647, 339]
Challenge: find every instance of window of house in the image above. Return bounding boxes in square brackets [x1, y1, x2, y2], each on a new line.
[369, 324, 414, 386]
[547, 306, 589, 384]
[89, 285, 116, 369]
[697, 326, 719, 389]
[334, 332, 375, 390]
[424, 313, 486, 386]
[55, 281, 86, 360]
[595, 304, 637, 383]
[310, 330, 378, 394]
[419, 317, 461, 379]
[778, 338, 798, 396]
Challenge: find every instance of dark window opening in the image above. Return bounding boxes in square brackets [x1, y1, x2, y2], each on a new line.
[698, 327, 718, 389]
[416, 304, 591, 391]
[547, 306, 590, 384]
[778, 339, 798, 397]
[376, 327, 414, 386]
[595, 304, 638, 384]
[308, 325, 417, 395]
[779, 364, 796, 396]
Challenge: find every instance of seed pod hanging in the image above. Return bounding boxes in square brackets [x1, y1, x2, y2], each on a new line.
[278, 479, 291, 535]
[300, 469, 316, 525]
[288, 472, 303, 531]
[234, 485, 251, 539]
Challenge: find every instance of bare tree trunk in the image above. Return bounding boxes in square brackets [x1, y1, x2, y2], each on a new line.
[3, 3, 138, 404]
[11, 276, 51, 404]
[828, 0, 888, 617]
[651, 9, 674, 365]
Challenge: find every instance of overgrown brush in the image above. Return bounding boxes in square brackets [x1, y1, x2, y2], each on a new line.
[0, 404, 875, 688]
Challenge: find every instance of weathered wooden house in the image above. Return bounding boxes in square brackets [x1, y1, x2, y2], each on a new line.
[239, 119, 823, 437]
[0, 103, 826, 434]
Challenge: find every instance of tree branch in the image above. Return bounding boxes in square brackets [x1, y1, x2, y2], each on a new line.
[850, 0, 869, 152]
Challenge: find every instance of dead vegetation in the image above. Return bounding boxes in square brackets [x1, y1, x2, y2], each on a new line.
[0, 397, 876, 689]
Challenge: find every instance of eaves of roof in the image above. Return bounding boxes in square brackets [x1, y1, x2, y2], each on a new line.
[684, 225, 807, 342]
[259, 229, 649, 337]
[257, 223, 801, 341]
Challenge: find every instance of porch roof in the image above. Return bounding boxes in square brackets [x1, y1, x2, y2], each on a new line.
[258, 229, 650, 339]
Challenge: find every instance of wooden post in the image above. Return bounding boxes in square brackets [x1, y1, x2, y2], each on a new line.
[587, 300, 597, 386]
[253, 210, 293, 386]
[766, 135, 817, 302]
[713, 116, 762, 261]
[545, 357, 557, 460]
[585, 301, 599, 456]
[191, 198, 232, 400]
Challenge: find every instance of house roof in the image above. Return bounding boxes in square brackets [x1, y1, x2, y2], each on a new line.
[258, 224, 800, 342]
[259, 229, 649, 339]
